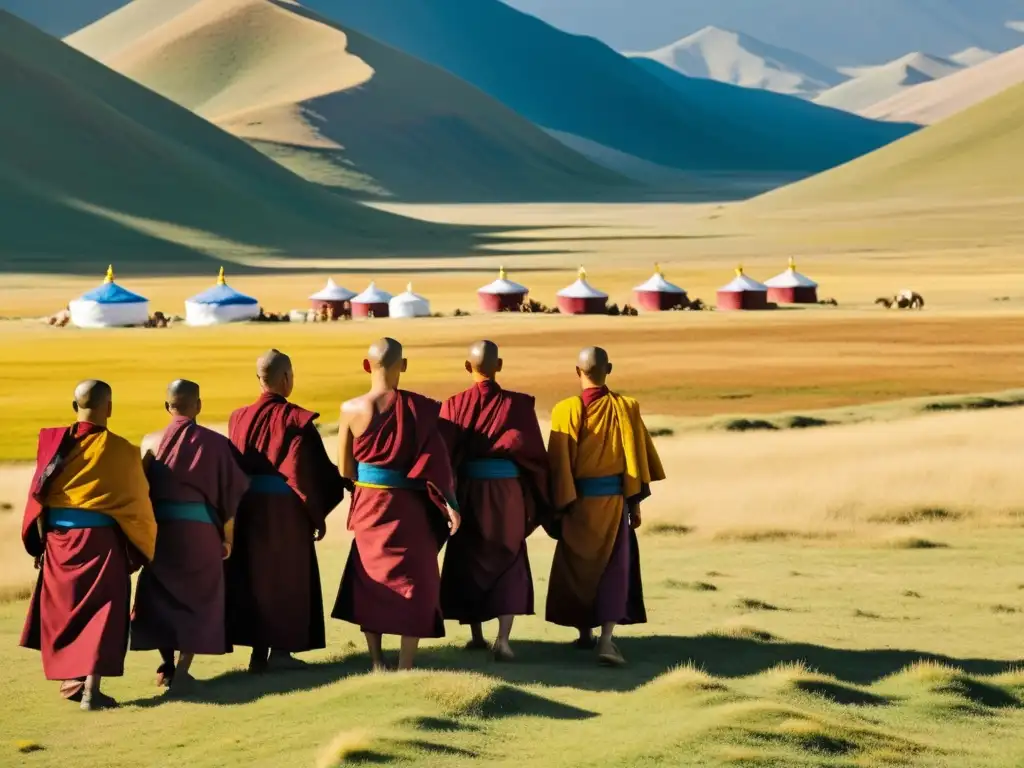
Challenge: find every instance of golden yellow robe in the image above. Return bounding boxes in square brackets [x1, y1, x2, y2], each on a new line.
[545, 390, 664, 627]
[45, 430, 157, 560]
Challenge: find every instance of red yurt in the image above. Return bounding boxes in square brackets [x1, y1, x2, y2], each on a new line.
[633, 264, 688, 311]
[351, 281, 392, 318]
[557, 267, 608, 315]
[309, 278, 356, 317]
[765, 258, 819, 304]
[478, 266, 529, 312]
[716, 266, 769, 310]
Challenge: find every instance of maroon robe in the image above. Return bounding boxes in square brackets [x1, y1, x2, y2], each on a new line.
[20, 423, 137, 680]
[332, 390, 455, 638]
[438, 380, 549, 624]
[131, 416, 249, 655]
[227, 393, 346, 651]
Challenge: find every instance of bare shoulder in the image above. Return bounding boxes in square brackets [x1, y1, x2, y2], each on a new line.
[139, 430, 164, 456]
[340, 394, 374, 417]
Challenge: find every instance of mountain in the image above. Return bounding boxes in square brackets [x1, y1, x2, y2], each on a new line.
[501, 0, 1024, 68]
[625, 26, 843, 98]
[753, 80, 1024, 207]
[66, 0, 627, 203]
[0, 10, 464, 273]
[814, 53, 964, 114]
[863, 46, 1024, 125]
[951, 46, 998, 66]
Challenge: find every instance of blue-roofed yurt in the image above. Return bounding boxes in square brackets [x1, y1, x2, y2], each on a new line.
[185, 267, 260, 326]
[69, 265, 150, 328]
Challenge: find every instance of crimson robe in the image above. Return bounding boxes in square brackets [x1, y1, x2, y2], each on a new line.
[438, 380, 550, 624]
[332, 390, 455, 638]
[227, 393, 345, 651]
[131, 416, 249, 655]
[20, 423, 142, 680]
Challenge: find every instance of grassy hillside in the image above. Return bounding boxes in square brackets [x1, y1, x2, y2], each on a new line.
[754, 81, 1024, 207]
[0, 11, 469, 274]
[67, 0, 629, 203]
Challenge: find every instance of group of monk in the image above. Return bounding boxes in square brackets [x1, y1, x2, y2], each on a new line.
[19, 338, 665, 711]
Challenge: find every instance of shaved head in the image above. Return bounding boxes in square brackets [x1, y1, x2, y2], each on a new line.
[166, 379, 201, 418]
[257, 349, 294, 397]
[366, 338, 404, 370]
[73, 379, 112, 425]
[577, 346, 612, 385]
[466, 340, 501, 378]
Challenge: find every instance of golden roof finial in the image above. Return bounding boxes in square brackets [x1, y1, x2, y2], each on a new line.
[578, 265, 587, 281]
[406, 282, 413, 293]
[735, 264, 744, 277]
[655, 262, 663, 276]
[104, 265, 114, 283]
[788, 257, 796, 271]
[499, 265, 507, 280]
[217, 266, 226, 285]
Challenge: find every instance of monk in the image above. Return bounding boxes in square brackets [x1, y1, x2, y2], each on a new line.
[20, 380, 157, 710]
[545, 347, 665, 666]
[227, 350, 346, 673]
[438, 340, 549, 661]
[332, 338, 461, 671]
[131, 380, 249, 692]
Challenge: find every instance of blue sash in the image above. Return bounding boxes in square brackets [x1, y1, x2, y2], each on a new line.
[46, 508, 116, 529]
[575, 475, 623, 498]
[247, 474, 293, 495]
[355, 463, 425, 491]
[154, 501, 216, 525]
[463, 458, 520, 480]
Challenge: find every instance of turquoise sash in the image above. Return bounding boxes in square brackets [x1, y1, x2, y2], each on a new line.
[154, 501, 216, 525]
[463, 459, 520, 480]
[46, 508, 116, 529]
[575, 475, 623, 498]
[247, 474, 292, 495]
[355, 463, 425, 491]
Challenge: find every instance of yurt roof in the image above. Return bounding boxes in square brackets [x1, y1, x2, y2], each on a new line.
[187, 268, 258, 305]
[391, 283, 429, 306]
[309, 278, 357, 302]
[557, 267, 608, 299]
[633, 264, 686, 294]
[80, 265, 147, 304]
[764, 259, 818, 288]
[352, 281, 392, 304]
[719, 267, 767, 292]
[478, 266, 528, 295]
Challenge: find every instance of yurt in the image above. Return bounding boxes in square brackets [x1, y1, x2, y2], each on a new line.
[351, 282, 392, 318]
[185, 267, 260, 326]
[309, 278, 356, 318]
[478, 266, 528, 312]
[556, 267, 608, 315]
[69, 265, 150, 328]
[633, 264, 688, 311]
[765, 258, 819, 304]
[716, 266, 770, 311]
[389, 283, 431, 319]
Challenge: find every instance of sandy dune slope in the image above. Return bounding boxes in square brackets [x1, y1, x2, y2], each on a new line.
[863, 46, 1024, 125]
[66, 0, 626, 202]
[950, 46, 998, 66]
[815, 53, 963, 114]
[625, 25, 843, 98]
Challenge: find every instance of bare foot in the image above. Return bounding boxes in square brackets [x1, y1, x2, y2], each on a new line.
[596, 640, 626, 667]
[155, 661, 175, 688]
[492, 642, 515, 663]
[80, 691, 118, 711]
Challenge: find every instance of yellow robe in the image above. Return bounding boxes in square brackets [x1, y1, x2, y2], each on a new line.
[45, 430, 157, 560]
[545, 391, 664, 627]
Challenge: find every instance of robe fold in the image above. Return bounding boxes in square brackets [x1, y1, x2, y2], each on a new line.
[21, 423, 156, 680]
[438, 380, 550, 624]
[131, 416, 250, 655]
[332, 390, 455, 638]
[227, 392, 345, 651]
[545, 386, 665, 629]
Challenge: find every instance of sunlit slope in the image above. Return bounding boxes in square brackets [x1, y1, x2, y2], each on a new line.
[67, 0, 627, 202]
[0, 11, 462, 273]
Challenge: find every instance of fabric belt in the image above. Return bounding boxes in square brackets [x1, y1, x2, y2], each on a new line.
[463, 458, 520, 480]
[355, 463, 425, 491]
[154, 501, 216, 525]
[575, 475, 624, 497]
[46, 507, 116, 529]
[247, 475, 292, 495]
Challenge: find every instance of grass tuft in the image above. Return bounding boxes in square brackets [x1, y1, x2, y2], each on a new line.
[853, 609, 884, 619]
[902, 590, 923, 598]
[705, 625, 778, 643]
[736, 598, 780, 612]
[713, 528, 837, 543]
[648, 663, 730, 693]
[646, 522, 694, 536]
[990, 604, 1019, 614]
[648, 427, 675, 438]
[15, 740, 44, 754]
[664, 579, 717, 592]
[724, 419, 778, 433]
[885, 536, 948, 550]
[869, 506, 964, 524]
[316, 730, 389, 768]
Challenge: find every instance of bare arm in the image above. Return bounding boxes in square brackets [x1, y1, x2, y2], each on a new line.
[338, 405, 358, 480]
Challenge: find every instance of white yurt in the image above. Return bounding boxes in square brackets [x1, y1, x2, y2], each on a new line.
[309, 278, 357, 317]
[765, 258, 819, 304]
[185, 267, 260, 326]
[69, 265, 150, 328]
[716, 266, 769, 311]
[351, 282, 393, 318]
[389, 283, 431, 319]
[478, 266, 529, 312]
[556, 267, 608, 315]
[633, 264, 688, 311]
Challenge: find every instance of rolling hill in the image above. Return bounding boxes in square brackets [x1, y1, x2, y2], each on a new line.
[863, 46, 1024, 125]
[814, 53, 964, 114]
[754, 79, 1024, 207]
[0, 10, 466, 274]
[625, 26, 843, 98]
[66, 0, 628, 202]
